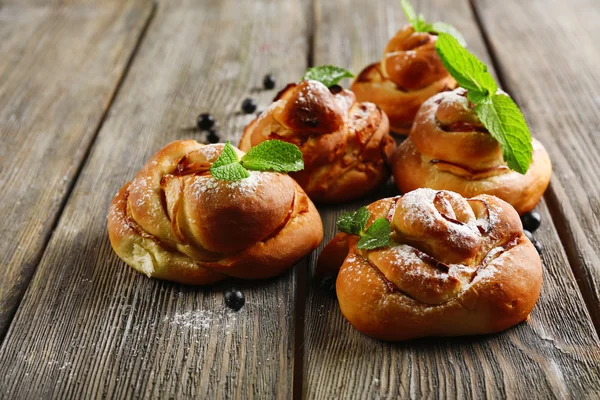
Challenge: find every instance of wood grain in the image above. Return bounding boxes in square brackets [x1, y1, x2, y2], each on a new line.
[0, 0, 309, 398]
[472, 0, 600, 332]
[304, 0, 600, 398]
[0, 0, 153, 338]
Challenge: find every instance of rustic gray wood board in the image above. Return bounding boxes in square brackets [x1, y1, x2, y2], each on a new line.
[0, 0, 309, 398]
[472, 0, 600, 332]
[0, 0, 154, 339]
[304, 0, 600, 398]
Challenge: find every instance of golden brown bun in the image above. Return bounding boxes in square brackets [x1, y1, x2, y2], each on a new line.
[317, 188, 543, 341]
[351, 25, 457, 135]
[239, 80, 396, 204]
[107, 140, 323, 285]
[391, 89, 552, 214]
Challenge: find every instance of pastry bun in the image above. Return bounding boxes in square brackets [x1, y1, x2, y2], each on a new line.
[351, 25, 457, 134]
[108, 140, 323, 285]
[239, 80, 395, 204]
[392, 89, 552, 214]
[317, 188, 543, 341]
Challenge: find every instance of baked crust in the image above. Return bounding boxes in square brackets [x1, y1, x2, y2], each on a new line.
[351, 25, 457, 134]
[239, 80, 396, 204]
[391, 89, 552, 214]
[317, 188, 543, 341]
[107, 140, 323, 285]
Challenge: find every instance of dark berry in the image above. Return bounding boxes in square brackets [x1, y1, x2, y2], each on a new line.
[263, 74, 276, 90]
[241, 98, 257, 114]
[329, 84, 343, 94]
[319, 275, 337, 297]
[533, 239, 543, 255]
[207, 129, 220, 143]
[521, 211, 542, 233]
[224, 288, 245, 311]
[197, 113, 215, 130]
[523, 230, 534, 242]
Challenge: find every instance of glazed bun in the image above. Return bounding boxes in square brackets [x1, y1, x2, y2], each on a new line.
[392, 89, 552, 214]
[108, 140, 323, 285]
[351, 25, 457, 134]
[317, 188, 543, 341]
[239, 80, 395, 204]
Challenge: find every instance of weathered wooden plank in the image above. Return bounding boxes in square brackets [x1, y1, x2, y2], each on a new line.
[304, 0, 600, 398]
[0, 0, 154, 338]
[472, 0, 600, 332]
[0, 0, 309, 398]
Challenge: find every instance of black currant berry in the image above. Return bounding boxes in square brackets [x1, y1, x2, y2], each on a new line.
[319, 275, 337, 297]
[533, 239, 543, 255]
[207, 129, 220, 143]
[197, 113, 215, 130]
[263, 74, 276, 90]
[523, 230, 534, 242]
[224, 289, 245, 311]
[241, 98, 257, 114]
[521, 211, 541, 233]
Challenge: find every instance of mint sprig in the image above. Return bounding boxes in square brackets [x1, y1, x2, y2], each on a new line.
[210, 140, 304, 181]
[302, 65, 354, 88]
[337, 207, 392, 250]
[435, 33, 533, 174]
[400, 0, 466, 46]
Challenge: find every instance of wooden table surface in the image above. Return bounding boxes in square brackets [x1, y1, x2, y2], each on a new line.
[1, 0, 599, 398]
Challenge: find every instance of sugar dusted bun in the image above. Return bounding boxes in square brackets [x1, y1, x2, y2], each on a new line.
[392, 89, 552, 214]
[239, 80, 395, 204]
[317, 188, 543, 341]
[108, 140, 323, 285]
[351, 25, 457, 134]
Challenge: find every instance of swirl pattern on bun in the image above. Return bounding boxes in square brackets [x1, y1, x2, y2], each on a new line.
[108, 141, 323, 285]
[317, 188, 543, 341]
[392, 89, 552, 214]
[351, 26, 457, 134]
[239, 80, 395, 204]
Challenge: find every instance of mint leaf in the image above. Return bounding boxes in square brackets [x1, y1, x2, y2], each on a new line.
[415, 14, 428, 32]
[210, 142, 250, 181]
[401, 0, 418, 27]
[357, 218, 392, 250]
[211, 141, 239, 168]
[430, 22, 467, 47]
[241, 140, 304, 173]
[337, 207, 370, 236]
[210, 140, 304, 181]
[210, 162, 250, 181]
[302, 65, 354, 88]
[435, 33, 496, 96]
[474, 94, 533, 174]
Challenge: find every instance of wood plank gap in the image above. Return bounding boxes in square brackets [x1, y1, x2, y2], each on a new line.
[468, 0, 600, 335]
[292, 261, 307, 400]
[0, 0, 157, 343]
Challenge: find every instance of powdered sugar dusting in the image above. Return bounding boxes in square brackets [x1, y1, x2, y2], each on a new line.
[168, 310, 230, 330]
[399, 189, 479, 246]
[191, 171, 268, 199]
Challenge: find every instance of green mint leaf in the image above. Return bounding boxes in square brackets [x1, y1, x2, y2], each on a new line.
[466, 90, 489, 105]
[400, 0, 418, 27]
[435, 33, 496, 96]
[210, 162, 250, 181]
[415, 14, 430, 32]
[357, 218, 392, 250]
[241, 140, 304, 173]
[474, 94, 533, 174]
[337, 207, 370, 236]
[430, 22, 467, 47]
[210, 141, 250, 181]
[211, 141, 239, 168]
[302, 65, 354, 88]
